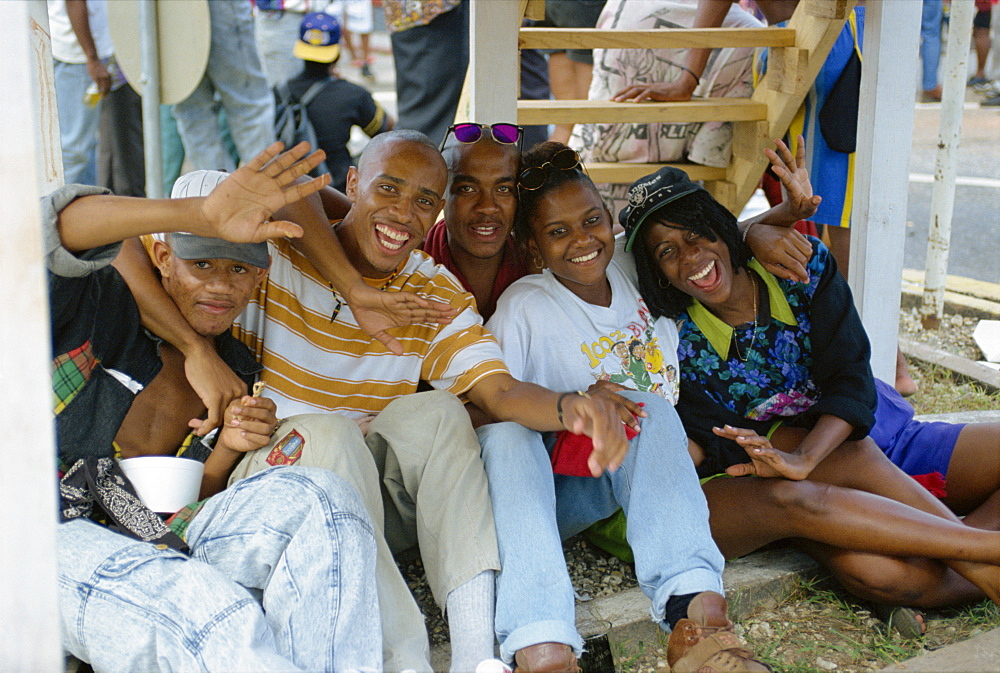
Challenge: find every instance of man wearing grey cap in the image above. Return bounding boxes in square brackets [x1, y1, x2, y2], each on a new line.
[47, 144, 381, 672]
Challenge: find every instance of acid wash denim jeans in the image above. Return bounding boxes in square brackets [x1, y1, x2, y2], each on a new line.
[477, 391, 725, 663]
[57, 466, 380, 673]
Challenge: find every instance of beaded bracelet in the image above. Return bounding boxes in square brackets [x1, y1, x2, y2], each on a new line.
[556, 390, 591, 426]
[741, 221, 756, 244]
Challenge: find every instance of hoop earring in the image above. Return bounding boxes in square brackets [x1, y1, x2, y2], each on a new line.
[534, 257, 545, 270]
[658, 276, 670, 289]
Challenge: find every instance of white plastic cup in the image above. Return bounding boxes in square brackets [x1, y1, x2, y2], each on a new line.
[118, 456, 205, 514]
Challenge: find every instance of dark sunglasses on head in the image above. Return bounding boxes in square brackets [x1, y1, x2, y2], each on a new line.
[517, 148, 582, 191]
[441, 122, 523, 150]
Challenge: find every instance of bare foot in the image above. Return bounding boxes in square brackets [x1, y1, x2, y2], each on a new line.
[895, 349, 918, 397]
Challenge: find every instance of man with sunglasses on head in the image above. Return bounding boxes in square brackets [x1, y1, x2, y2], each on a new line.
[117, 129, 630, 673]
[422, 122, 528, 322]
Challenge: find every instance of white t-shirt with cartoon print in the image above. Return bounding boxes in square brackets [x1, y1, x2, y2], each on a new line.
[487, 255, 680, 405]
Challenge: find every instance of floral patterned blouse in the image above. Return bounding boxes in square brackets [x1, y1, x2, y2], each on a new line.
[673, 239, 877, 477]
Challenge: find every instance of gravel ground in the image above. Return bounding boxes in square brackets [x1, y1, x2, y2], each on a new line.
[898, 307, 986, 361]
[399, 307, 997, 670]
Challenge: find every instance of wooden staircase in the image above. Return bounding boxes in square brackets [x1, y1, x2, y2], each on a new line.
[477, 0, 859, 214]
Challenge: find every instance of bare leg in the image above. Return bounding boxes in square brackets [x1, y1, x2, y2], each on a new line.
[973, 27, 990, 79]
[701, 476, 995, 606]
[777, 433, 1000, 603]
[702, 476, 1000, 565]
[826, 224, 851, 278]
[895, 348, 917, 397]
[795, 541, 983, 608]
[941, 423, 1000, 518]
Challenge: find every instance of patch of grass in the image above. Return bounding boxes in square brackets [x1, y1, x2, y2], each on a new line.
[738, 577, 1000, 673]
[908, 361, 1000, 415]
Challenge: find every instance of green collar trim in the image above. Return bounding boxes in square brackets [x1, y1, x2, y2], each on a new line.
[687, 259, 797, 359]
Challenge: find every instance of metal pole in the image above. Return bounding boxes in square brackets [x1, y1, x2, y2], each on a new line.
[920, 0, 976, 329]
[140, 0, 163, 198]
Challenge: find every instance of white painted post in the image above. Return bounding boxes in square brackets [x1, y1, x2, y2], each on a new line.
[848, 0, 922, 385]
[468, 0, 520, 124]
[28, 0, 64, 191]
[920, 0, 976, 329]
[1, 1, 63, 670]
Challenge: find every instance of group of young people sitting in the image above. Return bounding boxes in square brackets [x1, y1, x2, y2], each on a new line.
[50, 122, 998, 673]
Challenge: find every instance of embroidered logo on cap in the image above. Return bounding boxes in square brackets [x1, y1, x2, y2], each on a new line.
[304, 29, 329, 46]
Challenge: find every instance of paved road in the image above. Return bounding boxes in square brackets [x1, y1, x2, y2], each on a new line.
[905, 100, 1000, 284]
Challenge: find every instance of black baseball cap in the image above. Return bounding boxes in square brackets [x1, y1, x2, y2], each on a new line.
[619, 167, 704, 252]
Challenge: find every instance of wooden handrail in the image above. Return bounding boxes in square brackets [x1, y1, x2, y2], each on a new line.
[585, 163, 727, 184]
[518, 98, 768, 125]
[519, 27, 797, 50]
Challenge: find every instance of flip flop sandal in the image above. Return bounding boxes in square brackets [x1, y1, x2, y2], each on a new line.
[870, 603, 926, 640]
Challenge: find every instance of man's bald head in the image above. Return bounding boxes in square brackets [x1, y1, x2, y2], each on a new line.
[358, 129, 443, 175]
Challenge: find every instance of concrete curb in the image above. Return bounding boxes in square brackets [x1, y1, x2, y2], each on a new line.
[880, 627, 1000, 672]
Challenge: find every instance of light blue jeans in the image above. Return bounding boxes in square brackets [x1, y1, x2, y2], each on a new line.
[478, 391, 725, 663]
[173, 0, 276, 170]
[921, 0, 943, 91]
[255, 10, 309, 88]
[58, 466, 380, 672]
[53, 59, 100, 185]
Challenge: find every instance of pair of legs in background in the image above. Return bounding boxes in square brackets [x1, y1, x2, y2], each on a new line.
[58, 467, 379, 672]
[231, 391, 500, 673]
[478, 391, 728, 667]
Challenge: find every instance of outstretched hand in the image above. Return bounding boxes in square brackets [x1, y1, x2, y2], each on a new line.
[197, 141, 331, 244]
[561, 393, 630, 477]
[585, 379, 646, 434]
[349, 283, 459, 355]
[764, 136, 822, 224]
[714, 425, 813, 480]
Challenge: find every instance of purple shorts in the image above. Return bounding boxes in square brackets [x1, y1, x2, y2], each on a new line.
[870, 378, 964, 476]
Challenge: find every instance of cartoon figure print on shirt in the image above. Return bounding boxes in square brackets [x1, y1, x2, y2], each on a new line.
[582, 300, 679, 404]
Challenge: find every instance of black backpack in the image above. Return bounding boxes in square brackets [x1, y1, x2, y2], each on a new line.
[274, 80, 331, 177]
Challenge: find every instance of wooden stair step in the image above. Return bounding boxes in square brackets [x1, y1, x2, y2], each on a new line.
[518, 27, 796, 50]
[517, 98, 768, 125]
[585, 162, 726, 184]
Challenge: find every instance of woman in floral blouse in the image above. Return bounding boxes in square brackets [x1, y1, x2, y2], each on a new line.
[617, 149, 1000, 615]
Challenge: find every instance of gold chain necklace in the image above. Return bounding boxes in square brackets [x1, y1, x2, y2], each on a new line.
[732, 274, 758, 362]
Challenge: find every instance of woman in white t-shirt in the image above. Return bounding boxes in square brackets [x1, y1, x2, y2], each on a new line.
[477, 141, 769, 673]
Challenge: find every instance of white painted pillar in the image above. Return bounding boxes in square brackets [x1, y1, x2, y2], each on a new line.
[468, 0, 520, 124]
[1, 1, 63, 670]
[848, 0, 921, 384]
[28, 0, 64, 191]
[920, 0, 976, 329]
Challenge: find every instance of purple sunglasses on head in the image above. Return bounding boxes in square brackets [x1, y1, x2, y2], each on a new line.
[441, 122, 523, 150]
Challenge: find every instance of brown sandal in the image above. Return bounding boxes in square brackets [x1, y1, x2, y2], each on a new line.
[667, 592, 772, 673]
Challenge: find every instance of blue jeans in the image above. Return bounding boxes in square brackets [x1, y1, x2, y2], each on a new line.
[53, 60, 100, 185]
[255, 10, 308, 88]
[478, 391, 724, 662]
[58, 467, 380, 672]
[173, 0, 275, 170]
[921, 0, 943, 91]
